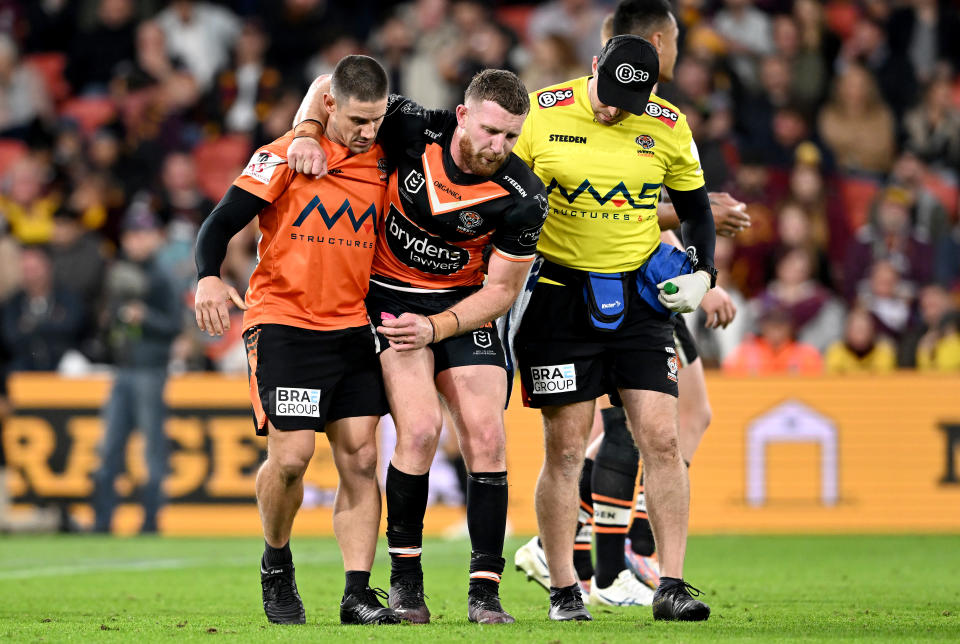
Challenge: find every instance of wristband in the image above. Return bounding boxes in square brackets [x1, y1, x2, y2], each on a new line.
[293, 118, 324, 141]
[427, 310, 460, 343]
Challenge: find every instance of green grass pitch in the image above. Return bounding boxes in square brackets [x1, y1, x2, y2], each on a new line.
[1, 534, 958, 641]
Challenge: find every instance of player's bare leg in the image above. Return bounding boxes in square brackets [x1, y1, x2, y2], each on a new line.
[619, 388, 709, 621]
[326, 415, 401, 625]
[437, 365, 514, 624]
[536, 399, 595, 620]
[627, 357, 711, 588]
[257, 426, 315, 548]
[326, 416, 382, 571]
[677, 358, 711, 461]
[379, 346, 443, 623]
[256, 425, 315, 625]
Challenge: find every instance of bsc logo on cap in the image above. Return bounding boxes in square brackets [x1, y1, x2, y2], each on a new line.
[615, 63, 650, 84]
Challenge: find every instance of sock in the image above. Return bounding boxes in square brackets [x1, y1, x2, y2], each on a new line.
[573, 458, 594, 583]
[628, 469, 656, 556]
[658, 575, 683, 590]
[466, 471, 508, 593]
[593, 407, 639, 588]
[263, 541, 292, 569]
[451, 454, 469, 500]
[385, 463, 429, 585]
[345, 570, 370, 595]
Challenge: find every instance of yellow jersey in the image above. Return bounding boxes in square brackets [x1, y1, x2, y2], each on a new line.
[514, 76, 704, 273]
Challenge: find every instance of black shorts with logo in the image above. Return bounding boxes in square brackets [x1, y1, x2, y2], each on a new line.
[672, 316, 699, 367]
[514, 262, 679, 408]
[243, 323, 387, 435]
[366, 279, 506, 374]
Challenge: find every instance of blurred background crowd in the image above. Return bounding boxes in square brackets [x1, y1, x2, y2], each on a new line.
[0, 0, 959, 383]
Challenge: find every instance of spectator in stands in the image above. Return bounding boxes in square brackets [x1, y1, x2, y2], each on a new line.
[110, 20, 192, 98]
[368, 14, 415, 97]
[1, 246, 84, 371]
[836, 16, 917, 121]
[887, 0, 960, 87]
[917, 312, 960, 372]
[773, 200, 833, 289]
[0, 214, 21, 301]
[0, 156, 59, 245]
[898, 284, 957, 367]
[753, 246, 844, 352]
[441, 0, 519, 91]
[92, 204, 181, 534]
[155, 0, 241, 92]
[824, 305, 896, 373]
[903, 75, 960, 174]
[858, 260, 914, 341]
[727, 150, 778, 297]
[888, 150, 951, 245]
[818, 63, 896, 175]
[49, 206, 107, 322]
[153, 153, 214, 300]
[521, 34, 582, 95]
[785, 144, 847, 263]
[528, 0, 606, 68]
[714, 0, 774, 91]
[0, 34, 53, 138]
[66, 0, 137, 95]
[936, 223, 960, 290]
[391, 0, 459, 110]
[722, 304, 823, 375]
[265, 0, 349, 87]
[771, 13, 826, 114]
[792, 0, 841, 75]
[736, 54, 794, 156]
[844, 186, 934, 302]
[211, 20, 283, 135]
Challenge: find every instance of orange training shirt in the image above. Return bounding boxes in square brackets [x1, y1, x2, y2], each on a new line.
[235, 131, 388, 332]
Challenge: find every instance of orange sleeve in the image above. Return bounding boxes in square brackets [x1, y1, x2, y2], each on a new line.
[233, 133, 295, 203]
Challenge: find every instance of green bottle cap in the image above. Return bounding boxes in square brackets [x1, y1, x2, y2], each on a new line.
[663, 282, 678, 295]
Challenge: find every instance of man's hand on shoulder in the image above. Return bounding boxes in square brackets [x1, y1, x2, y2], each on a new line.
[708, 192, 750, 237]
[195, 275, 247, 336]
[287, 136, 327, 178]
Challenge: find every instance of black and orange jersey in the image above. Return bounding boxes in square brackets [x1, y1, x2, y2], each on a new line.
[370, 94, 548, 290]
[235, 131, 388, 332]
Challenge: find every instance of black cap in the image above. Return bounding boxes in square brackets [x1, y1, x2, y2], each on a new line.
[596, 35, 659, 115]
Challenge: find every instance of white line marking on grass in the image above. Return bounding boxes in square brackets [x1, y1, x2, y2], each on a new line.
[0, 553, 342, 580]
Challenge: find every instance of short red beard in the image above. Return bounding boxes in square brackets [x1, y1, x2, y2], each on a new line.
[457, 134, 506, 177]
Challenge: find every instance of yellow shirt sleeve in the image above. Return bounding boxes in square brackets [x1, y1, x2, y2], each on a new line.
[663, 115, 706, 192]
[514, 108, 536, 170]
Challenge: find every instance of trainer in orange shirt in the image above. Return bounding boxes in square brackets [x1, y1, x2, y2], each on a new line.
[194, 56, 400, 628]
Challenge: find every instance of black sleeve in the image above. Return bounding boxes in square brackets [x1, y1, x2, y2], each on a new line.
[492, 190, 549, 259]
[377, 94, 456, 159]
[665, 185, 716, 273]
[195, 186, 268, 279]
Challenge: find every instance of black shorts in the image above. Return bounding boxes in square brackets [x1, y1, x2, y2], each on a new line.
[366, 279, 506, 374]
[243, 323, 387, 435]
[514, 263, 679, 408]
[672, 316, 699, 367]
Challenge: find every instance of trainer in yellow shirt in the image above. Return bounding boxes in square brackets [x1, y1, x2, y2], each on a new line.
[510, 31, 716, 623]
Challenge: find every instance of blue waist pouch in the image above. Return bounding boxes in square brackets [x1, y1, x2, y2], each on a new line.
[636, 242, 693, 316]
[583, 271, 628, 332]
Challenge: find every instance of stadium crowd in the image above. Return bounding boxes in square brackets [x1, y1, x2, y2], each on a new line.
[0, 0, 959, 386]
